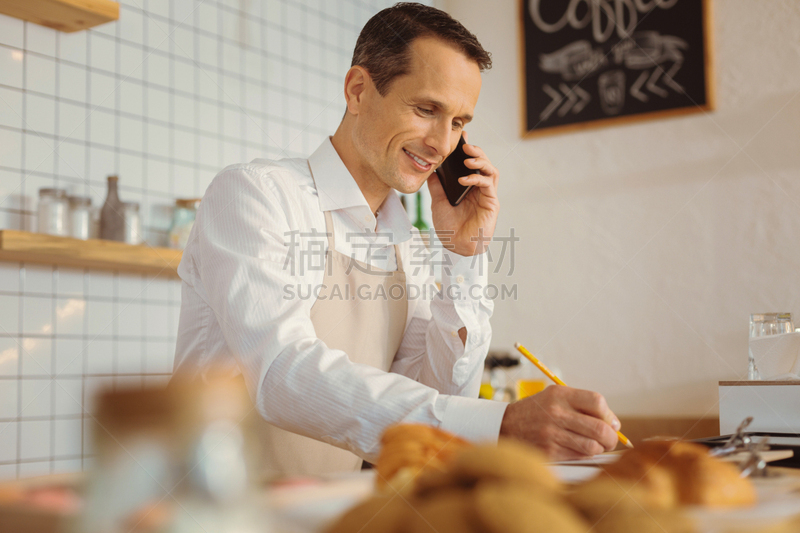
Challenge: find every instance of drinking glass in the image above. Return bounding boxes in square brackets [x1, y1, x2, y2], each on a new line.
[748, 313, 794, 379]
[750, 313, 794, 337]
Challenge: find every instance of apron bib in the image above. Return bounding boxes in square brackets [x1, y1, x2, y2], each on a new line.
[254, 207, 408, 478]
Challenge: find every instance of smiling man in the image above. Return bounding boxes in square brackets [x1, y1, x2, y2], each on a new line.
[173, 3, 620, 478]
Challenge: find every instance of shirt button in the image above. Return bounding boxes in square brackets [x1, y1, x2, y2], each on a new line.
[456, 275, 465, 284]
[364, 215, 370, 222]
[451, 330, 458, 337]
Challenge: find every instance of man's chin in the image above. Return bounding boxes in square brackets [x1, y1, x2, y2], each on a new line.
[392, 174, 432, 195]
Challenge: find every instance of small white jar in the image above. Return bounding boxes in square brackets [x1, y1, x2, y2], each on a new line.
[37, 188, 69, 236]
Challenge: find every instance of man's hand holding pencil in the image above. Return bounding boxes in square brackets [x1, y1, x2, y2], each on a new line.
[497, 343, 628, 461]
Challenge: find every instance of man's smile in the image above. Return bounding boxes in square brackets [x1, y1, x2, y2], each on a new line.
[403, 148, 436, 171]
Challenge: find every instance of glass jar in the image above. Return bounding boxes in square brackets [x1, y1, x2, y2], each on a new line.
[122, 202, 142, 245]
[68, 196, 92, 240]
[37, 188, 69, 236]
[169, 198, 200, 250]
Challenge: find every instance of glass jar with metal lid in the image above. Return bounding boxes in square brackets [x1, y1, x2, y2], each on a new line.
[122, 202, 142, 245]
[68, 195, 92, 240]
[169, 198, 201, 249]
[37, 188, 70, 236]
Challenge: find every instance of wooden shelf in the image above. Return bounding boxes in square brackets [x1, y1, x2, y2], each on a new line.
[0, 0, 119, 33]
[0, 230, 182, 278]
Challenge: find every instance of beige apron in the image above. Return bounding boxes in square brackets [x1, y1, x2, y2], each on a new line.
[254, 208, 409, 478]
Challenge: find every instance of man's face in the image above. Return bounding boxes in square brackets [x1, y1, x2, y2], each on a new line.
[352, 36, 482, 194]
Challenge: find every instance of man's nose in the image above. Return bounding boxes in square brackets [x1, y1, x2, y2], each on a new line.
[423, 122, 452, 160]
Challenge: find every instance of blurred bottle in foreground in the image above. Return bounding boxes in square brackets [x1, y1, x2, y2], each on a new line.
[81, 377, 272, 533]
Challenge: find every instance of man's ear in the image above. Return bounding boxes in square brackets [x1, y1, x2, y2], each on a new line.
[343, 66, 370, 115]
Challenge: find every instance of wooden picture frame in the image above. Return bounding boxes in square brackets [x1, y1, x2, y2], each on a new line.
[519, 0, 716, 138]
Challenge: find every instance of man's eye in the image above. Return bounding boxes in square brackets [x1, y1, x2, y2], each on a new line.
[452, 121, 463, 130]
[417, 107, 434, 116]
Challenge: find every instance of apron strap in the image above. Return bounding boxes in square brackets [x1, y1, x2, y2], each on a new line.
[394, 244, 404, 273]
[322, 210, 404, 273]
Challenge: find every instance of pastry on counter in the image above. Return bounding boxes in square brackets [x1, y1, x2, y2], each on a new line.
[329, 426, 762, 533]
[569, 439, 756, 515]
[374, 423, 471, 494]
[414, 440, 559, 497]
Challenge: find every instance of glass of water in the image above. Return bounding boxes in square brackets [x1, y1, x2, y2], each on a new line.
[750, 313, 794, 337]
[749, 313, 794, 379]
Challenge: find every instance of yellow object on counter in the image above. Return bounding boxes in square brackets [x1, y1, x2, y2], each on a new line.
[479, 383, 494, 400]
[516, 379, 546, 399]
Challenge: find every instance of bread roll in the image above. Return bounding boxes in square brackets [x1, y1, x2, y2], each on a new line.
[415, 440, 560, 497]
[324, 494, 408, 533]
[374, 424, 471, 494]
[474, 482, 588, 533]
[601, 440, 756, 508]
[571, 440, 756, 517]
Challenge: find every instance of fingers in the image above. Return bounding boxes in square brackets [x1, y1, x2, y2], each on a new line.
[458, 174, 497, 199]
[461, 141, 483, 158]
[565, 389, 618, 428]
[561, 411, 619, 453]
[462, 146, 496, 174]
[555, 428, 607, 458]
[461, 144, 499, 195]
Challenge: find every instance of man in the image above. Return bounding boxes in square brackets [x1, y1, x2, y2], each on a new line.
[173, 3, 620, 478]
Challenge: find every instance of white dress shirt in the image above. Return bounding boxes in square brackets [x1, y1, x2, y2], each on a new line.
[173, 138, 508, 462]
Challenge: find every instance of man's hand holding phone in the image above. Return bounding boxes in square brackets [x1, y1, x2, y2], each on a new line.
[427, 132, 500, 257]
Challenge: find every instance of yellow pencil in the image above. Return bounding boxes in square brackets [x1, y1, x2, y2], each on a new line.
[514, 343, 633, 449]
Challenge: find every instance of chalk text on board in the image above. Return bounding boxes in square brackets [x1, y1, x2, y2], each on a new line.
[529, 0, 680, 43]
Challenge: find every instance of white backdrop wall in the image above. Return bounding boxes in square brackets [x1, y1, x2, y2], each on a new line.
[445, 0, 800, 416]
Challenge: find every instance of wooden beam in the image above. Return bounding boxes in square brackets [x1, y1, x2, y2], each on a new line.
[0, 0, 119, 33]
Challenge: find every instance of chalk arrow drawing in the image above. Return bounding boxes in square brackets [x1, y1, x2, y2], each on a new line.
[540, 84, 563, 121]
[557, 83, 579, 116]
[631, 71, 649, 102]
[631, 66, 678, 102]
[571, 85, 591, 113]
[541, 84, 592, 121]
[662, 61, 684, 93]
[646, 69, 669, 98]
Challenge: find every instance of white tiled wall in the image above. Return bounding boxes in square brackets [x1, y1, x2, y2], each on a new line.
[0, 0, 416, 479]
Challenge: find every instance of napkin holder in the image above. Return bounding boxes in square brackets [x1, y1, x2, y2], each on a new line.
[719, 381, 800, 434]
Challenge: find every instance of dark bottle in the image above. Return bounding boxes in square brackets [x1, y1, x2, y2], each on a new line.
[100, 175, 125, 241]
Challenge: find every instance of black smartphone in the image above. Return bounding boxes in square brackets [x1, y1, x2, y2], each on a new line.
[436, 135, 474, 206]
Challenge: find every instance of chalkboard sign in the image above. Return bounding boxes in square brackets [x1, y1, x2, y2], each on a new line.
[520, 0, 715, 136]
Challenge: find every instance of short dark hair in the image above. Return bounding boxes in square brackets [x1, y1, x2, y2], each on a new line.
[351, 3, 492, 96]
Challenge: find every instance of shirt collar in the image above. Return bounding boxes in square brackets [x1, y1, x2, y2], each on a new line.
[309, 138, 412, 244]
[309, 137, 368, 212]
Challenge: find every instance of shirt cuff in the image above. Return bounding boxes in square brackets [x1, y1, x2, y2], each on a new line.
[440, 248, 488, 291]
[440, 395, 508, 444]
